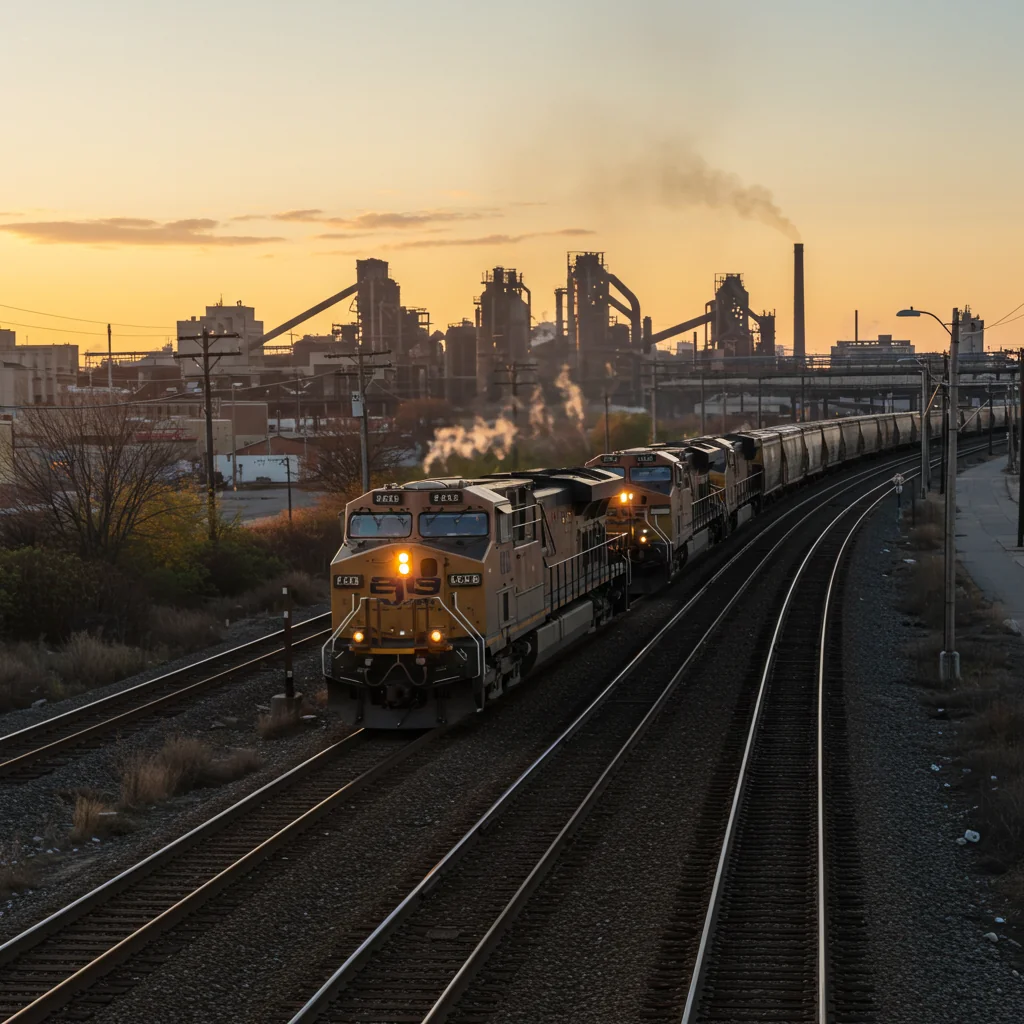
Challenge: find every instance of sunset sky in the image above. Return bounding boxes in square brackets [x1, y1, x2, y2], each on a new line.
[2, 0, 1023, 356]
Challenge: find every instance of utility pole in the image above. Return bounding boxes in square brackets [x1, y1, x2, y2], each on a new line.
[940, 308, 960, 683]
[604, 390, 611, 453]
[700, 372, 706, 436]
[757, 376, 762, 429]
[493, 361, 537, 470]
[326, 338, 392, 493]
[650, 355, 658, 444]
[174, 327, 241, 543]
[988, 385, 994, 456]
[106, 324, 113, 392]
[940, 354, 948, 496]
[921, 365, 930, 492]
[1018, 349, 1023, 548]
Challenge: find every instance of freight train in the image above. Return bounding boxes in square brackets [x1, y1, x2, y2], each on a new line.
[322, 406, 1007, 728]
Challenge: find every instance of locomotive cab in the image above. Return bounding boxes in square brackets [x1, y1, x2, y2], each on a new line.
[323, 470, 628, 728]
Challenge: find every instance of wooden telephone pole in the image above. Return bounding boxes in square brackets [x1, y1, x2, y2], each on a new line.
[174, 327, 240, 542]
[493, 361, 537, 471]
[325, 336, 392, 493]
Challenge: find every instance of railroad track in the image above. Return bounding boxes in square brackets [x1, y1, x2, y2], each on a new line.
[0, 729, 427, 1023]
[0, 611, 332, 781]
[677, 484, 891, 1023]
[280, 455, 926, 1024]
[0, 442, 993, 1023]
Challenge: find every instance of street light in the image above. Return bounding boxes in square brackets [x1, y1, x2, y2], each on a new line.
[897, 306, 961, 681]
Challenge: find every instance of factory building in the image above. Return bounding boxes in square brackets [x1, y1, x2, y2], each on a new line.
[475, 268, 531, 401]
[0, 328, 79, 409]
[830, 334, 914, 366]
[961, 307, 985, 357]
[176, 301, 264, 376]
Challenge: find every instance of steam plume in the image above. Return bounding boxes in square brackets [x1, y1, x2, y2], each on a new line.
[423, 414, 517, 474]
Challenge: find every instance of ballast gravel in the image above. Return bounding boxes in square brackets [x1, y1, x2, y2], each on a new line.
[842, 510, 1022, 1021]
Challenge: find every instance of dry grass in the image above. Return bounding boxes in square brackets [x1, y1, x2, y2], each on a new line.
[148, 606, 222, 653]
[119, 736, 261, 809]
[70, 795, 118, 841]
[0, 839, 37, 897]
[257, 706, 299, 740]
[0, 645, 57, 711]
[49, 632, 147, 689]
[210, 570, 327, 624]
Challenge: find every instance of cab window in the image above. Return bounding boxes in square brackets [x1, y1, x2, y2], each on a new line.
[629, 465, 673, 493]
[603, 466, 625, 478]
[418, 511, 489, 537]
[348, 512, 412, 538]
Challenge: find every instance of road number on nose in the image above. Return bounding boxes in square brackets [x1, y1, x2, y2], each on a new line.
[334, 574, 364, 588]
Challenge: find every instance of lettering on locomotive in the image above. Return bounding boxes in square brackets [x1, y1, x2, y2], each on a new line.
[372, 491, 405, 505]
[369, 575, 442, 603]
[333, 574, 364, 588]
[429, 490, 463, 504]
[448, 572, 483, 586]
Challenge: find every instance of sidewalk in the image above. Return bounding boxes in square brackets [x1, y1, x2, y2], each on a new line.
[955, 458, 1024, 625]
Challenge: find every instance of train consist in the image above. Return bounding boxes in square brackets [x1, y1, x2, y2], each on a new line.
[323, 406, 1007, 728]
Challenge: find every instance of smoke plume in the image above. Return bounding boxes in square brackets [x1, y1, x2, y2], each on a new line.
[555, 365, 585, 431]
[620, 143, 800, 241]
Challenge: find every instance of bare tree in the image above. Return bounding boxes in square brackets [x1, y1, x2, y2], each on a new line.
[308, 426, 408, 494]
[3, 400, 190, 562]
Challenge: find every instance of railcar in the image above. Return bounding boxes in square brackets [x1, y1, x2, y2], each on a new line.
[322, 468, 628, 728]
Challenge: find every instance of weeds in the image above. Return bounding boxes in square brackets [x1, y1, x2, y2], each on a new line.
[70, 795, 117, 841]
[148, 606, 221, 653]
[0, 838, 36, 897]
[119, 736, 261, 809]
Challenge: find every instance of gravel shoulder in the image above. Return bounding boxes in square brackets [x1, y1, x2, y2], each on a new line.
[846, 507, 1024, 1021]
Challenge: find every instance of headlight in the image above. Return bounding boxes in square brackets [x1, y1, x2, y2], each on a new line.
[398, 551, 410, 563]
[397, 551, 411, 575]
[352, 630, 365, 644]
[619, 491, 629, 503]
[429, 629, 444, 644]
[639, 535, 648, 544]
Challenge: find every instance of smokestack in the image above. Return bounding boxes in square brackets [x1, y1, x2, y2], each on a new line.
[793, 243, 806, 362]
[854, 309, 859, 342]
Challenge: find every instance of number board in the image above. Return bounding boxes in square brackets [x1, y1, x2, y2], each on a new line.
[372, 491, 404, 505]
[448, 573, 482, 587]
[600, 455, 620, 463]
[333, 574, 364, 588]
[430, 490, 463, 504]
[634, 453, 657, 464]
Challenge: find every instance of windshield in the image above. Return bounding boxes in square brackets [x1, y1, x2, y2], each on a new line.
[629, 466, 671, 484]
[603, 466, 625, 478]
[348, 512, 412, 538]
[418, 511, 489, 537]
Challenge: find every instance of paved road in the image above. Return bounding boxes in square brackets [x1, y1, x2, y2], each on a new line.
[956, 457, 1023, 625]
[218, 487, 324, 522]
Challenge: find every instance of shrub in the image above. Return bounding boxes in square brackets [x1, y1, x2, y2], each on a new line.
[248, 498, 346, 578]
[0, 548, 101, 642]
[200, 533, 283, 596]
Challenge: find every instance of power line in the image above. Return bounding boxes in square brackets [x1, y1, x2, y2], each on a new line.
[0, 302, 172, 329]
[0, 318, 168, 338]
[987, 301, 1024, 329]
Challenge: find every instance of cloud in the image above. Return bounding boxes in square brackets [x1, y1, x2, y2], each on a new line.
[328, 210, 491, 230]
[313, 232, 374, 241]
[0, 217, 283, 247]
[234, 209, 325, 223]
[391, 228, 594, 250]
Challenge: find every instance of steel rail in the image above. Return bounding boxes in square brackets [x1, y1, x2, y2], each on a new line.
[0, 440, 993, 1023]
[0, 728, 436, 1024]
[0, 613, 331, 779]
[679, 475, 915, 1023]
[287, 454, 931, 1024]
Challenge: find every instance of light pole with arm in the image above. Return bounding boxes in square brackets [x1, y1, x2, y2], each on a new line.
[230, 382, 244, 491]
[897, 306, 961, 681]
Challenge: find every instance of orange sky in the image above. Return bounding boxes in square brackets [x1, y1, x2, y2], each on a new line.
[3, 1, 1023, 357]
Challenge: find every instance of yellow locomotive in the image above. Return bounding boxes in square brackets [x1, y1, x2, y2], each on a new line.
[322, 468, 628, 728]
